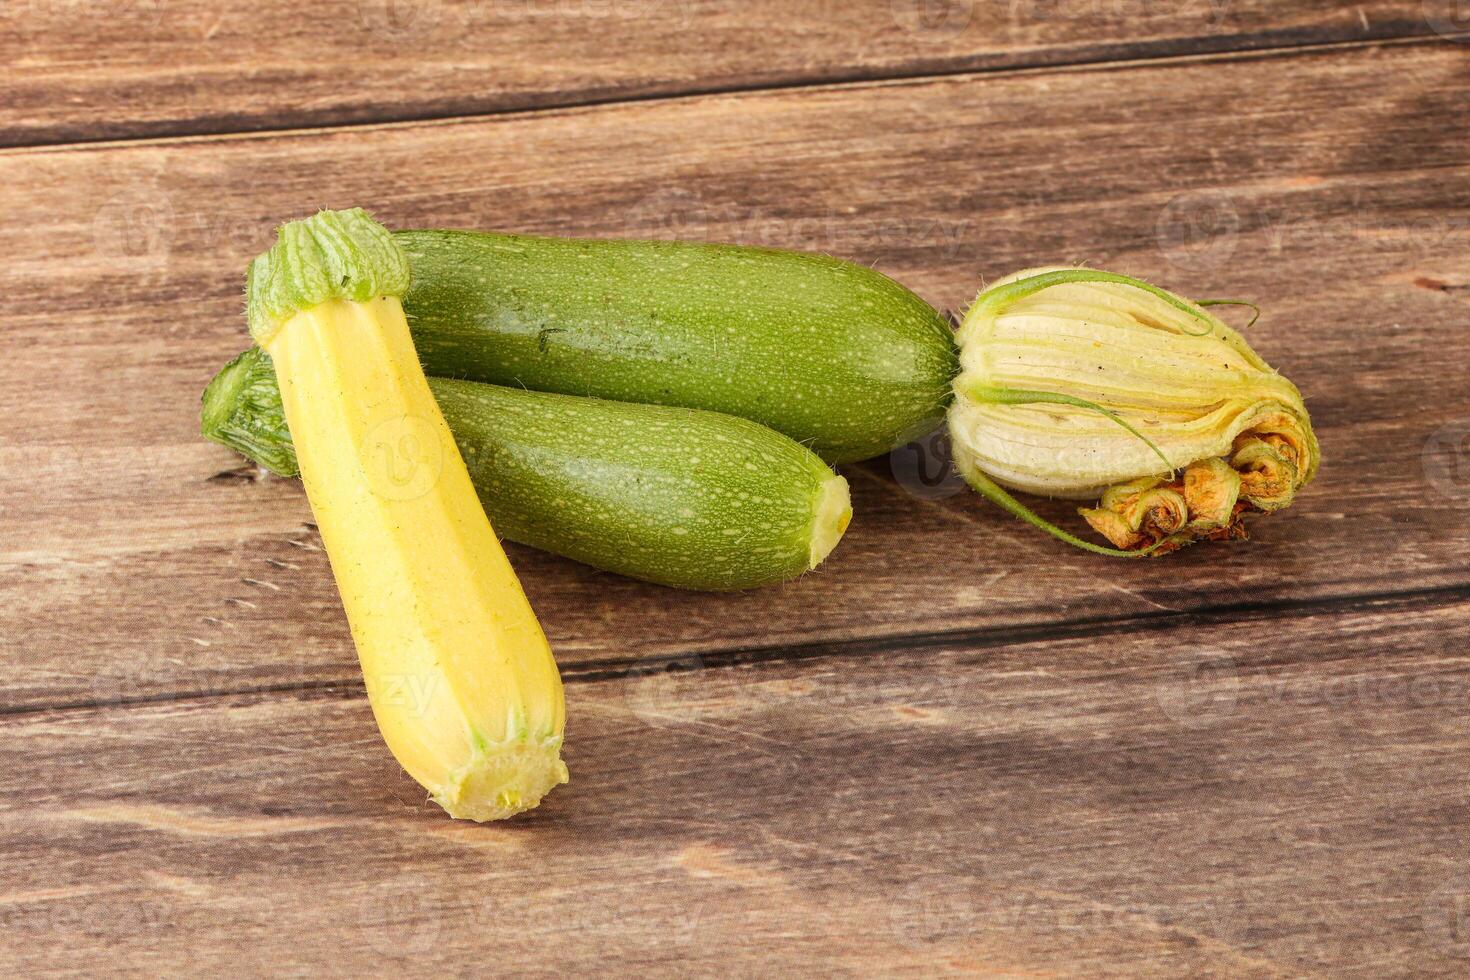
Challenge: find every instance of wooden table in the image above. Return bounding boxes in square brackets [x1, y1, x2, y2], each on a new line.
[4, 2, 1469, 975]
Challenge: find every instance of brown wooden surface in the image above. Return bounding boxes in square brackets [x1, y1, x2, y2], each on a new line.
[2, 1, 1463, 146]
[6, 596, 1470, 975]
[4, 4, 1470, 976]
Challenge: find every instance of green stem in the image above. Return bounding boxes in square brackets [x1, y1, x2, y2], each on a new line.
[960, 381, 1176, 479]
[246, 208, 409, 345]
[1196, 298, 1261, 329]
[956, 463, 1160, 558]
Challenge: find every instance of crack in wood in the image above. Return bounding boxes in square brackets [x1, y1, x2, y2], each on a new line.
[2, 28, 1457, 152]
[4, 580, 1466, 721]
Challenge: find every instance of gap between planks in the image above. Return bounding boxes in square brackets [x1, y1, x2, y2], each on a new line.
[5, 579, 1467, 722]
[4, 29, 1466, 156]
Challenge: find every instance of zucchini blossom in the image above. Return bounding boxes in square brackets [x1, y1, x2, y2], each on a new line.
[947, 267, 1319, 556]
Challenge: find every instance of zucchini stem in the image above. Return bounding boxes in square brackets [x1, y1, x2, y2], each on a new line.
[953, 456, 1159, 558]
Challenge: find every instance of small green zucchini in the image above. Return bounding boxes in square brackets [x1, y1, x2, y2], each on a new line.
[202, 348, 851, 592]
[396, 230, 958, 463]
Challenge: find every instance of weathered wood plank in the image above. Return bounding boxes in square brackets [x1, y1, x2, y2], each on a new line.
[3, 596, 1468, 976]
[2, 40, 1468, 710]
[1, 0, 1459, 146]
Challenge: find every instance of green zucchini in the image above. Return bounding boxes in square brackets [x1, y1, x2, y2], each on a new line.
[202, 348, 852, 592]
[395, 230, 958, 463]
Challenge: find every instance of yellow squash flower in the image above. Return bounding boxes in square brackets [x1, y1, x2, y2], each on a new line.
[947, 268, 1319, 556]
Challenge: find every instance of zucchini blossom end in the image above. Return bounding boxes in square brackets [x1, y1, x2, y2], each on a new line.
[947, 267, 1319, 557]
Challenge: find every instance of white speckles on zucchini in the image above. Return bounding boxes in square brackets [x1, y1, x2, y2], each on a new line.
[395, 229, 958, 463]
[203, 348, 852, 591]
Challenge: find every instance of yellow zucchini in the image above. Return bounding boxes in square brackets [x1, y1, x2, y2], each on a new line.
[247, 209, 566, 821]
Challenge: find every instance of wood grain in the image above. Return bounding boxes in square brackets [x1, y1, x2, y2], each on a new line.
[3, 595, 1468, 976]
[3, 40, 1468, 711]
[1, 0, 1460, 146]
[6, 9, 1470, 975]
